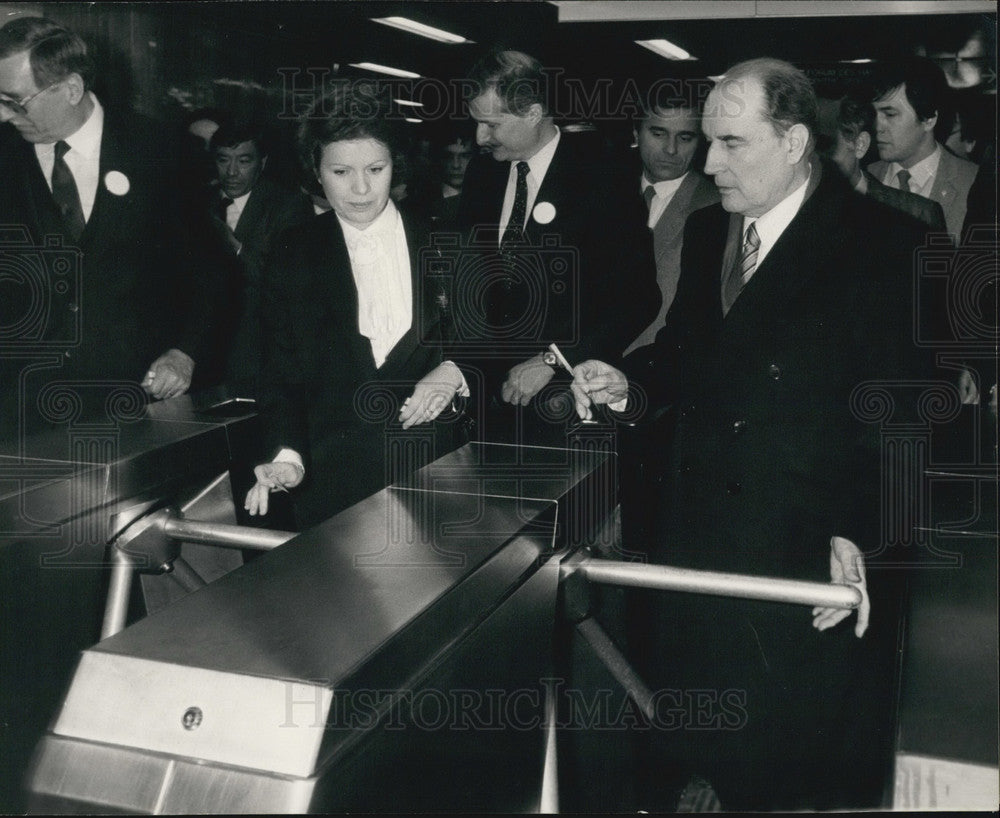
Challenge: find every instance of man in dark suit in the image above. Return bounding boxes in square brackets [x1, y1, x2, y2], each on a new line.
[0, 16, 220, 429]
[867, 57, 979, 237]
[829, 94, 946, 230]
[456, 49, 658, 415]
[571, 58, 931, 810]
[625, 89, 720, 355]
[204, 121, 312, 386]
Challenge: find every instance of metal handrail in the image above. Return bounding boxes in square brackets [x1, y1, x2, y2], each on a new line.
[578, 558, 862, 609]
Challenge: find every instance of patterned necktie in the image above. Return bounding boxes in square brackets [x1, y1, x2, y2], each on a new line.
[722, 222, 760, 315]
[739, 222, 761, 284]
[51, 140, 86, 241]
[896, 169, 912, 193]
[501, 161, 530, 249]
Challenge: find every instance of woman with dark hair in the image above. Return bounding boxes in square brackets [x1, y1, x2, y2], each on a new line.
[245, 81, 465, 529]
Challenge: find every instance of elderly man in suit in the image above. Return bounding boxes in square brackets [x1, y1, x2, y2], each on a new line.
[0, 16, 220, 428]
[829, 93, 946, 230]
[205, 120, 312, 385]
[571, 58, 931, 810]
[456, 49, 658, 417]
[624, 88, 719, 355]
[868, 57, 979, 237]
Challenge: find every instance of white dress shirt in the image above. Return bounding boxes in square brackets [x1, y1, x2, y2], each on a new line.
[226, 190, 251, 232]
[741, 166, 812, 278]
[498, 128, 561, 246]
[641, 172, 688, 229]
[35, 93, 103, 222]
[880, 144, 941, 199]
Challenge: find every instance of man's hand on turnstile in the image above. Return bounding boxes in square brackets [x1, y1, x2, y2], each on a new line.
[245, 461, 304, 516]
[812, 536, 870, 638]
[570, 360, 629, 420]
[141, 348, 194, 400]
[501, 354, 555, 406]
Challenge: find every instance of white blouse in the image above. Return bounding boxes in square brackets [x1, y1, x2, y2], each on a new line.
[337, 199, 412, 368]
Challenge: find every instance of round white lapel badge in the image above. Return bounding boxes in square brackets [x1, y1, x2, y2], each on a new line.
[532, 201, 556, 225]
[104, 170, 130, 196]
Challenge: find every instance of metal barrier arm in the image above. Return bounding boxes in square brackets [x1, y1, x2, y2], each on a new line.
[101, 509, 297, 639]
[576, 557, 862, 609]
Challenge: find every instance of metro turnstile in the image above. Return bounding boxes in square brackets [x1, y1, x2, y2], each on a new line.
[27, 436, 869, 814]
[28, 441, 614, 813]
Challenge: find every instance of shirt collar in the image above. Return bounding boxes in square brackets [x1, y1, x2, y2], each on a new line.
[338, 198, 399, 245]
[744, 164, 811, 251]
[642, 171, 688, 199]
[888, 143, 940, 190]
[62, 93, 103, 159]
[518, 126, 560, 185]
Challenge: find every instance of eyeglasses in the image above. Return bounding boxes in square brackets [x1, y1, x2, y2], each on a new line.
[0, 80, 62, 117]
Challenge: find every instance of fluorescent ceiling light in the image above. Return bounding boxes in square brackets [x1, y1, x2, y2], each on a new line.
[394, 98, 423, 108]
[404, 117, 422, 124]
[841, 58, 874, 64]
[372, 16, 470, 44]
[636, 39, 695, 61]
[348, 62, 421, 79]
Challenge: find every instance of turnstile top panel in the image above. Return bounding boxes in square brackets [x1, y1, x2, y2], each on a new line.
[94, 487, 556, 685]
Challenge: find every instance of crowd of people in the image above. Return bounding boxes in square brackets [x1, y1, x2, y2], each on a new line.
[1, 13, 996, 812]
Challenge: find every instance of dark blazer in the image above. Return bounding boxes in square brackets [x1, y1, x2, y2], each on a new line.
[623, 169, 719, 355]
[868, 146, 978, 236]
[207, 177, 313, 384]
[0, 107, 222, 426]
[257, 209, 459, 530]
[624, 161, 932, 809]
[456, 134, 659, 391]
[863, 171, 946, 230]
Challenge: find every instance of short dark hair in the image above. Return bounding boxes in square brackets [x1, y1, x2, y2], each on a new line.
[0, 16, 94, 91]
[638, 76, 713, 121]
[466, 49, 551, 117]
[871, 57, 953, 136]
[723, 58, 819, 148]
[837, 94, 875, 142]
[297, 80, 406, 173]
[210, 120, 268, 156]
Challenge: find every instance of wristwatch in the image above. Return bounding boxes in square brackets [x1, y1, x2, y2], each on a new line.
[542, 351, 558, 367]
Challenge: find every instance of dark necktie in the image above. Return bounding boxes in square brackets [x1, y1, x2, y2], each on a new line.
[722, 222, 760, 316]
[500, 161, 530, 249]
[51, 140, 85, 241]
[218, 196, 234, 223]
[643, 185, 656, 211]
[896, 169, 912, 193]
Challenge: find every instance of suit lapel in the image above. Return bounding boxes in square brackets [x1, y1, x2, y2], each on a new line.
[722, 161, 828, 331]
[234, 180, 268, 244]
[654, 172, 701, 252]
[16, 140, 73, 243]
[316, 213, 378, 375]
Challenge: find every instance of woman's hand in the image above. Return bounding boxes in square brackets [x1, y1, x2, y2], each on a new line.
[399, 362, 464, 429]
[244, 461, 305, 517]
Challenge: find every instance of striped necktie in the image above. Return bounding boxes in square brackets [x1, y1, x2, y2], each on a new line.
[722, 222, 760, 315]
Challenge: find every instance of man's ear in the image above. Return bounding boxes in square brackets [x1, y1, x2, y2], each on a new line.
[64, 73, 85, 105]
[854, 131, 872, 159]
[631, 127, 639, 148]
[921, 111, 939, 133]
[785, 122, 809, 164]
[526, 102, 544, 125]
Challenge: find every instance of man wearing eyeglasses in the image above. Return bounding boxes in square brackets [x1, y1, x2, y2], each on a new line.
[0, 16, 222, 431]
